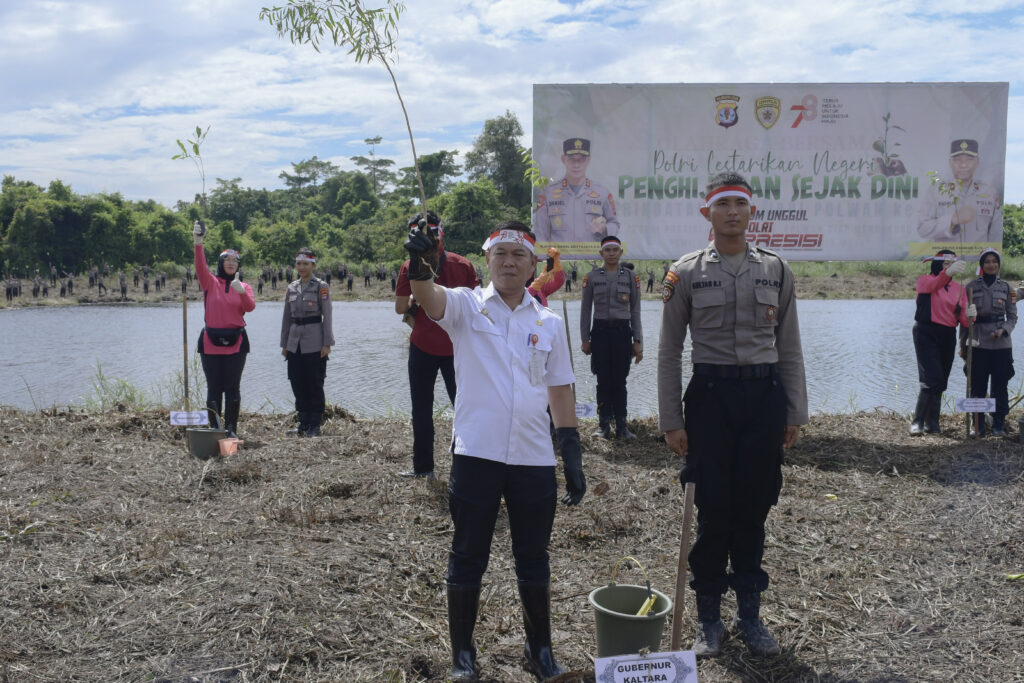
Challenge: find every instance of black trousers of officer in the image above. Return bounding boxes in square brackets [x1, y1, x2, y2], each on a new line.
[590, 323, 633, 423]
[446, 454, 556, 587]
[683, 369, 786, 595]
[408, 343, 456, 474]
[287, 344, 328, 413]
[968, 347, 1015, 424]
[913, 321, 957, 394]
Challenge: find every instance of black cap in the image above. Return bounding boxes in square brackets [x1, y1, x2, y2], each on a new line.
[562, 138, 590, 156]
[950, 139, 979, 157]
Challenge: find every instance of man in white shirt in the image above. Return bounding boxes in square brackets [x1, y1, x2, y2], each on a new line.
[404, 219, 585, 682]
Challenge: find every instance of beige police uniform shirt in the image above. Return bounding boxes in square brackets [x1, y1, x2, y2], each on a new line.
[960, 276, 1016, 351]
[280, 276, 335, 353]
[579, 266, 642, 343]
[657, 243, 808, 431]
[917, 179, 1001, 242]
[533, 177, 621, 242]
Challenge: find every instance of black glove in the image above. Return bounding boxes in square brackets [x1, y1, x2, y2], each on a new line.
[555, 427, 586, 505]
[545, 256, 555, 272]
[403, 219, 439, 281]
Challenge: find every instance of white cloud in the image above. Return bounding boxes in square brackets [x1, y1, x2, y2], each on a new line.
[0, 0, 1021, 206]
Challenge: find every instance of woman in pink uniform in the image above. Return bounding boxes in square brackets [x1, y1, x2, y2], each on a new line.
[193, 220, 255, 437]
[909, 249, 971, 435]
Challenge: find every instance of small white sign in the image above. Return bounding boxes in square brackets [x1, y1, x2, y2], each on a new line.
[955, 398, 996, 413]
[170, 411, 210, 426]
[575, 402, 597, 418]
[594, 651, 698, 683]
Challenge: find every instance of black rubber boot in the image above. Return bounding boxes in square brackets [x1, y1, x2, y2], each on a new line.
[923, 393, 942, 434]
[223, 399, 240, 438]
[447, 584, 480, 682]
[909, 391, 929, 436]
[693, 593, 726, 658]
[304, 412, 322, 437]
[205, 399, 222, 431]
[518, 582, 565, 680]
[732, 592, 780, 656]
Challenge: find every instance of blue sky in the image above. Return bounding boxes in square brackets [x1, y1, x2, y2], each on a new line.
[1, 0, 1022, 206]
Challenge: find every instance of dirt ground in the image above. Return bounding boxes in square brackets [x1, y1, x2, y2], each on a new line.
[2, 407, 1022, 682]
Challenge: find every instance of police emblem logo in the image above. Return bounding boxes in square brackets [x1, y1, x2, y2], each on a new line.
[536, 194, 546, 209]
[765, 305, 777, 323]
[553, 216, 562, 228]
[662, 282, 675, 303]
[755, 96, 781, 130]
[714, 94, 740, 128]
[587, 190, 601, 198]
[320, 287, 329, 301]
[582, 274, 589, 289]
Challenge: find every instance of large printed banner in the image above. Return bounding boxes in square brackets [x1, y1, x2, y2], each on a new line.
[532, 83, 1008, 260]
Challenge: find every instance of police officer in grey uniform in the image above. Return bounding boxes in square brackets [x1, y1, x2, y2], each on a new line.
[918, 139, 1002, 243]
[581, 236, 642, 440]
[533, 138, 620, 243]
[281, 247, 335, 436]
[658, 172, 807, 659]
[960, 247, 1017, 436]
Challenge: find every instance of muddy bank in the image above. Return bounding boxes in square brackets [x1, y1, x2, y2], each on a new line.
[2, 408, 1022, 681]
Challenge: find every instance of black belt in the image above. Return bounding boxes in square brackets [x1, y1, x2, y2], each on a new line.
[975, 315, 1005, 324]
[693, 363, 777, 380]
[592, 319, 631, 329]
[294, 315, 323, 326]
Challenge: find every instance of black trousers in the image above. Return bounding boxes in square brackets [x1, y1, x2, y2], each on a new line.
[446, 454, 556, 586]
[968, 347, 1015, 424]
[408, 343, 456, 474]
[200, 352, 247, 404]
[683, 372, 786, 595]
[287, 346, 328, 413]
[590, 325, 633, 422]
[913, 321, 957, 393]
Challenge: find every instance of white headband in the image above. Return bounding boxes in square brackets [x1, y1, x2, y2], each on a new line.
[482, 229, 536, 253]
[704, 185, 753, 208]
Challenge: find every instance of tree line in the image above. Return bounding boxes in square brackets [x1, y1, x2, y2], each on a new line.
[0, 111, 532, 276]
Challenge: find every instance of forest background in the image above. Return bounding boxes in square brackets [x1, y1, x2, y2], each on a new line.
[2, 110, 1023, 279]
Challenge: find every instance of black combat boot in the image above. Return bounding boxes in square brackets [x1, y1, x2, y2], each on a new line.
[518, 582, 565, 680]
[909, 390, 929, 436]
[223, 399, 240, 438]
[923, 393, 942, 434]
[992, 414, 1007, 437]
[304, 412, 322, 437]
[447, 584, 481, 681]
[616, 419, 637, 441]
[205, 399, 222, 430]
[693, 593, 726, 658]
[732, 592, 781, 656]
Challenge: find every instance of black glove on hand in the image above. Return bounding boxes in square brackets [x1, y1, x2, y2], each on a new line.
[403, 219, 439, 281]
[545, 256, 555, 273]
[555, 427, 586, 505]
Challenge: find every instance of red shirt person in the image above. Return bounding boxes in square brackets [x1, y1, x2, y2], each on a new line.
[395, 211, 479, 478]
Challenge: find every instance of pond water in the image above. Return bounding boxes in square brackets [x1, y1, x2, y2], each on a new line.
[2, 299, 1020, 417]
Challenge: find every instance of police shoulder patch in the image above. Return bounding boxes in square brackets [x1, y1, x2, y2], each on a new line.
[320, 287, 329, 301]
[582, 274, 589, 289]
[664, 270, 681, 286]
[634, 275, 641, 288]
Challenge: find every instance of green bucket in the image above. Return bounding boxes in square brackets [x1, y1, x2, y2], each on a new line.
[589, 557, 673, 658]
[186, 427, 227, 460]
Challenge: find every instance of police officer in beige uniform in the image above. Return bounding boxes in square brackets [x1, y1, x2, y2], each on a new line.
[533, 138, 620, 243]
[658, 172, 807, 659]
[918, 139, 1002, 243]
[281, 247, 334, 436]
[581, 235, 643, 440]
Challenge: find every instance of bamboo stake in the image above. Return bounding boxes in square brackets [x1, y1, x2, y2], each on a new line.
[671, 481, 696, 651]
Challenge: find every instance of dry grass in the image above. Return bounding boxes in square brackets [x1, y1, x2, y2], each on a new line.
[1, 407, 1022, 682]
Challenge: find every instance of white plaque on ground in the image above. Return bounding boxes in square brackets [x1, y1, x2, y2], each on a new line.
[955, 398, 996, 413]
[594, 651, 698, 683]
[170, 411, 210, 426]
[575, 402, 597, 418]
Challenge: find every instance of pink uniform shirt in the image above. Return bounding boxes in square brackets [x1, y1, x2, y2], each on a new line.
[915, 270, 969, 328]
[195, 244, 256, 355]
